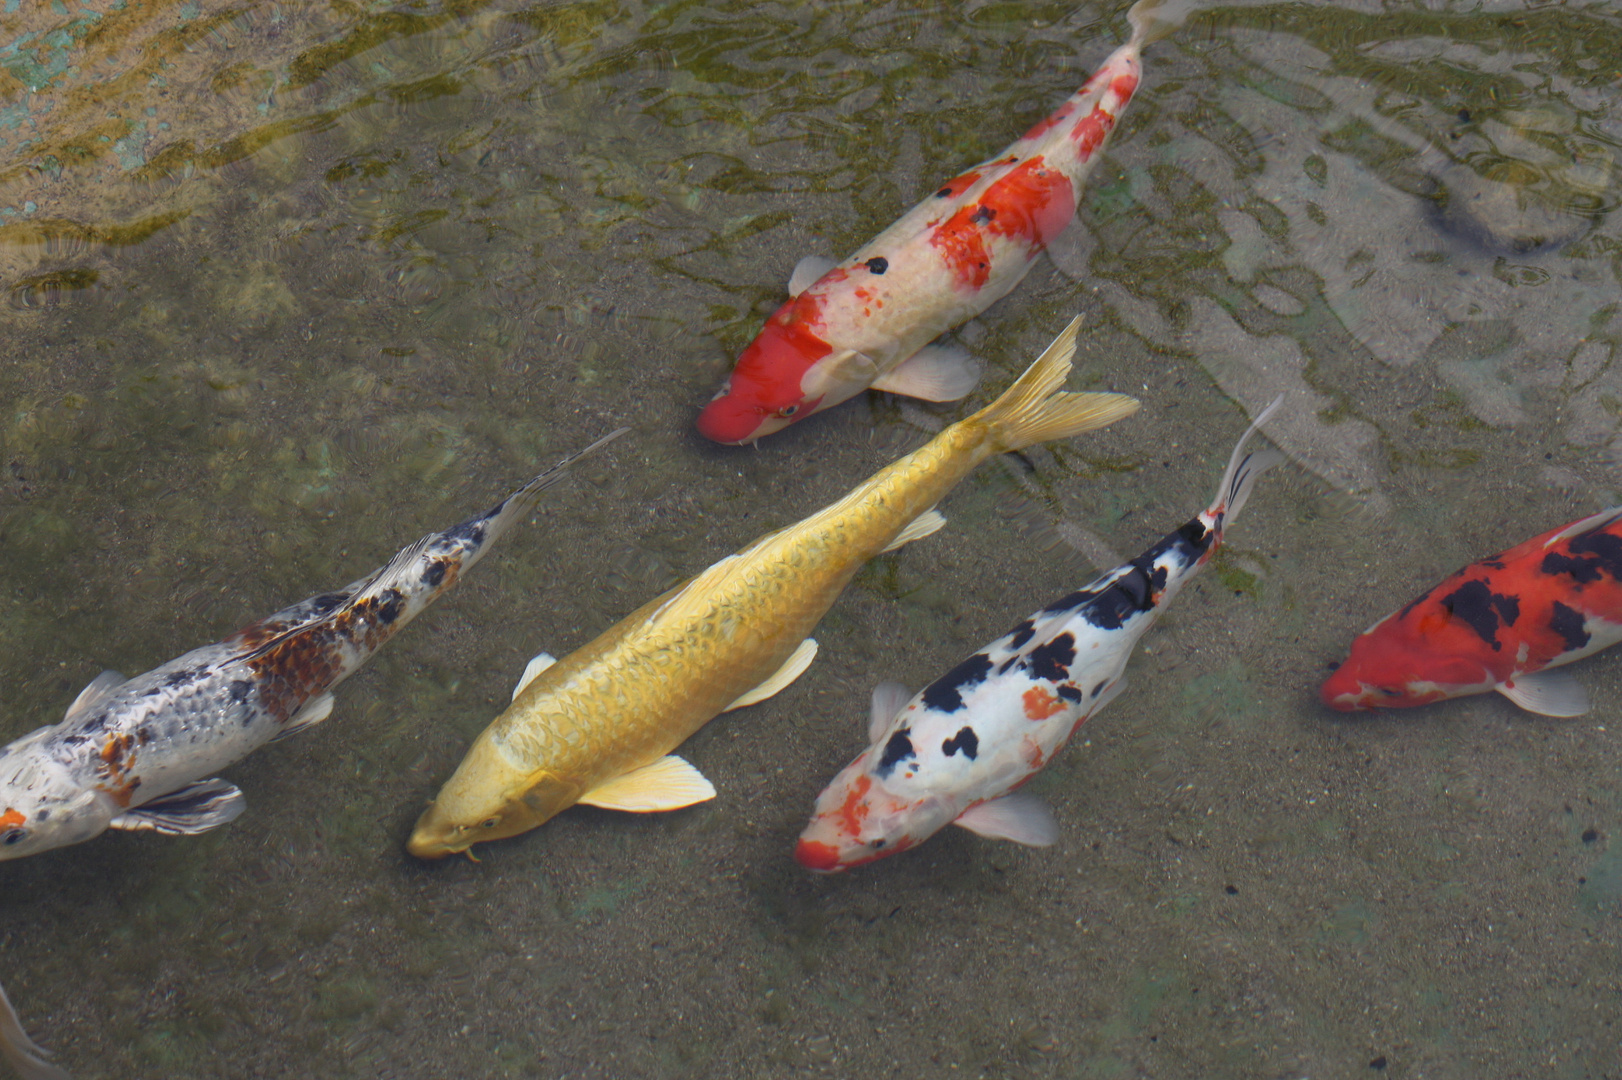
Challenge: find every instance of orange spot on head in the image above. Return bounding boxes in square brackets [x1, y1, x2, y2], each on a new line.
[837, 774, 872, 836]
[1022, 686, 1068, 720]
[795, 839, 842, 871]
[0, 809, 24, 830]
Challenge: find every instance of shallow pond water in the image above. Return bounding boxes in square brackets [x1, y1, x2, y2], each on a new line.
[1, 0, 1620, 1077]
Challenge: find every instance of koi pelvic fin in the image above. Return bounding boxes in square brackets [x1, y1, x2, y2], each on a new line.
[725, 639, 819, 712]
[880, 510, 946, 553]
[108, 778, 245, 836]
[1497, 670, 1590, 717]
[870, 343, 983, 402]
[953, 792, 1059, 847]
[577, 756, 716, 812]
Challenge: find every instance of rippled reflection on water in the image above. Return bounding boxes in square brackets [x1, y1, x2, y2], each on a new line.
[1, 1, 1620, 1077]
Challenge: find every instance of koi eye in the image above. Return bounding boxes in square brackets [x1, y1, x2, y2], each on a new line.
[2, 829, 25, 846]
[481, 818, 499, 829]
[869, 838, 886, 849]
[776, 404, 799, 418]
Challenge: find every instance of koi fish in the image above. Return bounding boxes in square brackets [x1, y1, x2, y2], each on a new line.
[1322, 504, 1622, 716]
[0, 429, 625, 864]
[407, 318, 1137, 859]
[695, 0, 1183, 445]
[796, 398, 1282, 872]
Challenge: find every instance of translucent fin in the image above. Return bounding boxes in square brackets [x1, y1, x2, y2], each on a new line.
[512, 652, 559, 701]
[870, 343, 984, 402]
[1543, 506, 1622, 549]
[970, 316, 1139, 453]
[868, 682, 913, 742]
[0, 978, 70, 1080]
[271, 693, 335, 743]
[577, 755, 716, 812]
[953, 792, 1058, 847]
[880, 510, 946, 554]
[473, 427, 631, 554]
[725, 639, 818, 712]
[1210, 395, 1285, 523]
[1127, 0, 1197, 47]
[788, 256, 837, 296]
[1089, 676, 1127, 714]
[1497, 669, 1590, 717]
[63, 671, 125, 724]
[108, 779, 245, 836]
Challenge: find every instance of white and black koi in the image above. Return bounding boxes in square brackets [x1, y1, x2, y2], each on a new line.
[796, 400, 1281, 872]
[0, 428, 625, 865]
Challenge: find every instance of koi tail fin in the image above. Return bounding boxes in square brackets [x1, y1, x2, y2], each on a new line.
[974, 316, 1139, 455]
[0, 978, 71, 1080]
[1126, 0, 1196, 48]
[1209, 395, 1285, 526]
[465, 427, 631, 555]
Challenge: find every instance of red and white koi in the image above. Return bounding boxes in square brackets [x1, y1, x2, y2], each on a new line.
[695, 0, 1184, 445]
[795, 399, 1281, 872]
[0, 430, 624, 865]
[1323, 504, 1622, 716]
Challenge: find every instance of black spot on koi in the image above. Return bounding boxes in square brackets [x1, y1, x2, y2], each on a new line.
[1549, 601, 1591, 652]
[876, 728, 915, 777]
[1439, 579, 1519, 650]
[922, 654, 994, 713]
[941, 727, 979, 760]
[1026, 633, 1077, 682]
[865, 256, 888, 275]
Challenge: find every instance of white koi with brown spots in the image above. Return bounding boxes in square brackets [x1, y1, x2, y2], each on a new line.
[796, 399, 1281, 872]
[0, 430, 626, 867]
[696, 0, 1186, 445]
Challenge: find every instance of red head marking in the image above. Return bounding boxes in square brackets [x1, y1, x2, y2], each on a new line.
[0, 809, 24, 830]
[794, 839, 842, 871]
[697, 293, 835, 444]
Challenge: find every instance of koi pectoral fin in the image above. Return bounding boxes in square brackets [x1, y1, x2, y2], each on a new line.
[0, 977, 71, 1080]
[577, 756, 717, 812]
[724, 639, 819, 712]
[270, 692, 336, 743]
[1497, 670, 1590, 717]
[108, 778, 245, 836]
[788, 255, 837, 297]
[869, 343, 984, 402]
[953, 792, 1059, 847]
[868, 682, 913, 742]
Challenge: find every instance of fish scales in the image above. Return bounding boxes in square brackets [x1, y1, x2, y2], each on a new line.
[409, 317, 1140, 858]
[484, 419, 1020, 795]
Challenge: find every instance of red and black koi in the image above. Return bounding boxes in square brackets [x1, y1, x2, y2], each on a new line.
[1324, 505, 1622, 716]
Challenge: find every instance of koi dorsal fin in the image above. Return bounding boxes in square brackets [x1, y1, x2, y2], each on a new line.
[63, 670, 126, 724]
[1543, 505, 1622, 549]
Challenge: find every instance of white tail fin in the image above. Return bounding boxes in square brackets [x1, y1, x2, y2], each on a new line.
[1126, 0, 1197, 47]
[477, 427, 630, 551]
[972, 316, 1139, 454]
[1210, 395, 1284, 525]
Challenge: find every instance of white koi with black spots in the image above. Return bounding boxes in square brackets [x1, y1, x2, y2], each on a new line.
[696, 0, 1186, 444]
[796, 400, 1281, 872]
[0, 429, 626, 866]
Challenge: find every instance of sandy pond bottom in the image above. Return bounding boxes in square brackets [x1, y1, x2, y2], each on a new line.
[1, 0, 1621, 1077]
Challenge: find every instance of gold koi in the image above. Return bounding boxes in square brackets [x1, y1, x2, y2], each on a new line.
[407, 317, 1138, 859]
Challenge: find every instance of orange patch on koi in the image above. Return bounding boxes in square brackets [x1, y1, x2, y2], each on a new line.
[0, 809, 24, 830]
[1022, 686, 1067, 720]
